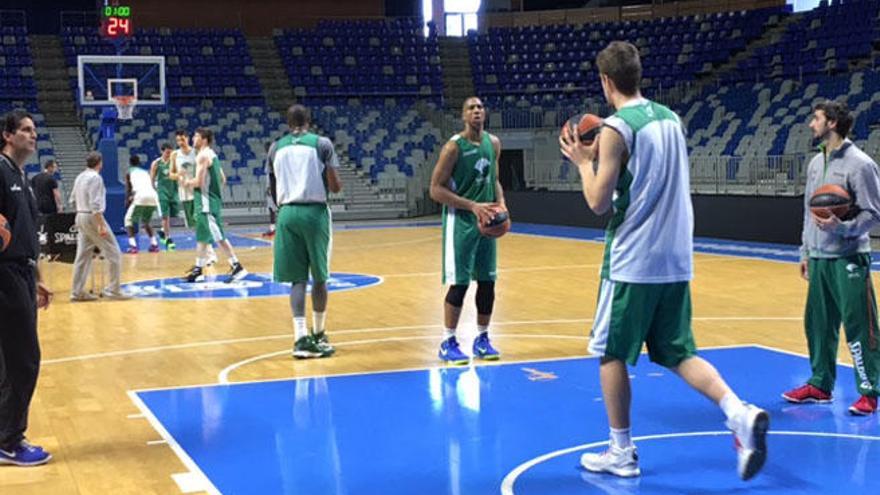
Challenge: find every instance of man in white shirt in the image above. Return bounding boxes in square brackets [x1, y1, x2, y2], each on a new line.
[123, 155, 160, 254]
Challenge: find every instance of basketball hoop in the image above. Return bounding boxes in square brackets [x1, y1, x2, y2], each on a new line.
[113, 95, 136, 120]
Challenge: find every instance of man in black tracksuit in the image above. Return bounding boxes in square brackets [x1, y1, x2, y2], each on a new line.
[0, 110, 53, 466]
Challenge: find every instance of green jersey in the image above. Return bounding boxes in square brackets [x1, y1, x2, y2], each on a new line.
[155, 158, 178, 200]
[443, 132, 497, 221]
[193, 147, 223, 216]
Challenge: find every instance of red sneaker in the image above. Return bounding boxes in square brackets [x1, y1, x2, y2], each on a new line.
[848, 395, 877, 416]
[125, 246, 138, 254]
[781, 384, 832, 403]
[148, 244, 160, 253]
[261, 229, 275, 239]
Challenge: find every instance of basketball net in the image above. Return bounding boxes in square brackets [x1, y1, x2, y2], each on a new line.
[113, 95, 136, 120]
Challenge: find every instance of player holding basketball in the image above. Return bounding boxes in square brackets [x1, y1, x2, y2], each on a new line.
[267, 104, 341, 359]
[181, 128, 246, 283]
[559, 41, 769, 480]
[0, 110, 53, 466]
[172, 129, 217, 265]
[783, 100, 880, 415]
[429, 96, 504, 365]
[151, 142, 179, 250]
[123, 156, 160, 253]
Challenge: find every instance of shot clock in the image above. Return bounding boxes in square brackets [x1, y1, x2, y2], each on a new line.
[100, 1, 133, 39]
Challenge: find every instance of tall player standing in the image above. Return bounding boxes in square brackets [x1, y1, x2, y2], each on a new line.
[429, 96, 504, 365]
[150, 142, 179, 250]
[172, 128, 216, 265]
[181, 128, 246, 283]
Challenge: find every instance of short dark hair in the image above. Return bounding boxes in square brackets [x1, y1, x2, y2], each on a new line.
[161, 142, 173, 151]
[86, 151, 103, 169]
[195, 127, 214, 144]
[287, 104, 311, 128]
[2, 109, 34, 147]
[44, 159, 57, 170]
[814, 100, 853, 138]
[175, 129, 189, 137]
[596, 41, 642, 96]
[129, 156, 141, 166]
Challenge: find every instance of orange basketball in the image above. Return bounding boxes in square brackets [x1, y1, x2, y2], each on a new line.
[561, 113, 603, 145]
[0, 213, 10, 253]
[479, 206, 511, 239]
[809, 184, 851, 219]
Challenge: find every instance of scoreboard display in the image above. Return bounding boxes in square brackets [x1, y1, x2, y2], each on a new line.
[100, 1, 133, 38]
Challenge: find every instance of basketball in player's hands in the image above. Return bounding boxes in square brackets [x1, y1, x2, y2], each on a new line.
[479, 205, 511, 238]
[809, 184, 851, 219]
[561, 113, 603, 145]
[0, 213, 11, 253]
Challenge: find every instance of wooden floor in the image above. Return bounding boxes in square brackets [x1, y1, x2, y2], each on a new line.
[0, 224, 859, 494]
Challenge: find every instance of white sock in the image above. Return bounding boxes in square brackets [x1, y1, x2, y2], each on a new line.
[207, 245, 216, 257]
[720, 391, 747, 422]
[314, 311, 326, 334]
[150, 236, 158, 247]
[610, 427, 633, 449]
[477, 325, 489, 335]
[128, 237, 136, 247]
[195, 257, 205, 268]
[443, 328, 455, 340]
[229, 255, 239, 266]
[294, 317, 308, 340]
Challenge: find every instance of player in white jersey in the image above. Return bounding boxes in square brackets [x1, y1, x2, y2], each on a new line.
[559, 41, 769, 481]
[123, 155, 160, 253]
[172, 128, 217, 265]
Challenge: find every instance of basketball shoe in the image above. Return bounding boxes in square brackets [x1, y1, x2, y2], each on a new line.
[293, 335, 335, 359]
[224, 262, 247, 283]
[473, 333, 500, 360]
[125, 246, 138, 254]
[849, 395, 877, 416]
[0, 439, 51, 466]
[148, 244, 160, 253]
[182, 266, 205, 283]
[727, 404, 770, 480]
[781, 384, 832, 403]
[439, 336, 469, 365]
[580, 445, 640, 477]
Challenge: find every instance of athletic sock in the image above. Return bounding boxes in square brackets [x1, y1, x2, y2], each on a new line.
[229, 255, 239, 266]
[477, 325, 489, 336]
[720, 391, 747, 422]
[150, 236, 158, 247]
[294, 317, 308, 340]
[195, 257, 205, 268]
[443, 328, 456, 340]
[610, 427, 633, 449]
[314, 311, 326, 334]
[128, 237, 137, 247]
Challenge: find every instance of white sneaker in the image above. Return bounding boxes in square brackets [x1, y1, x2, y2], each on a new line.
[726, 404, 770, 480]
[580, 445, 640, 477]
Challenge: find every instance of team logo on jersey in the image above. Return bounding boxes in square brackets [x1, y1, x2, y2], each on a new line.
[120, 272, 382, 299]
[474, 157, 490, 175]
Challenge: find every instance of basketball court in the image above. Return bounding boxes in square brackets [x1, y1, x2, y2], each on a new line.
[4, 223, 877, 494]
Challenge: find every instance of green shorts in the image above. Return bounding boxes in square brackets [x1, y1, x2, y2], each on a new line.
[124, 204, 156, 227]
[274, 204, 331, 283]
[441, 209, 497, 285]
[589, 279, 697, 367]
[159, 194, 181, 218]
[182, 200, 196, 228]
[195, 212, 225, 244]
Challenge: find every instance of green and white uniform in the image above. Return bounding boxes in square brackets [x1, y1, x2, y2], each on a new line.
[268, 132, 338, 283]
[441, 132, 498, 286]
[155, 158, 180, 218]
[175, 147, 197, 227]
[193, 147, 226, 244]
[589, 98, 696, 367]
[124, 166, 158, 227]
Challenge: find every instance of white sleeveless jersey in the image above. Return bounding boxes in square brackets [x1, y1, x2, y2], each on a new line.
[129, 167, 158, 206]
[600, 98, 693, 283]
[175, 147, 197, 200]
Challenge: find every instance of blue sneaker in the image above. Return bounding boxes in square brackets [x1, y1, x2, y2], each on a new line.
[439, 337, 469, 365]
[473, 333, 500, 360]
[0, 440, 52, 466]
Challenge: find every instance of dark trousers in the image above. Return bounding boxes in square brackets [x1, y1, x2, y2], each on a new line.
[0, 261, 40, 449]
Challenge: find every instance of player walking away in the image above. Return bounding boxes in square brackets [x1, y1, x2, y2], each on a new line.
[429, 96, 504, 365]
[181, 128, 246, 284]
[150, 142, 179, 250]
[559, 41, 769, 480]
[268, 104, 341, 359]
[123, 156, 160, 253]
[172, 129, 217, 265]
[783, 100, 880, 415]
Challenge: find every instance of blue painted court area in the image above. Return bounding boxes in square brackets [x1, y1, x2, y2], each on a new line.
[115, 232, 269, 252]
[120, 272, 382, 299]
[134, 346, 880, 494]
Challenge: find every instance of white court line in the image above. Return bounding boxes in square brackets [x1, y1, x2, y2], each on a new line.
[127, 391, 220, 495]
[126, 413, 144, 419]
[146, 439, 167, 445]
[499, 429, 880, 495]
[43, 317, 804, 366]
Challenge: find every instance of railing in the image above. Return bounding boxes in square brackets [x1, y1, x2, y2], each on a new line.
[526, 153, 810, 196]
